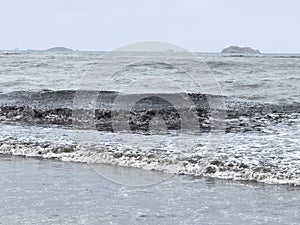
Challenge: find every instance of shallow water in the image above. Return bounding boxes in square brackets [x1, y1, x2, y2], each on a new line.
[1, 155, 300, 225]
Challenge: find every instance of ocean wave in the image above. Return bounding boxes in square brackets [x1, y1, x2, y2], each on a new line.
[0, 135, 299, 186]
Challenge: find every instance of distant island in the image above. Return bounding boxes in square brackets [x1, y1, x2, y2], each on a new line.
[221, 46, 261, 54]
[45, 47, 73, 52]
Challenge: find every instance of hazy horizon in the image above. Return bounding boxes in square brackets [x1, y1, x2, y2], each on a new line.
[2, 46, 300, 54]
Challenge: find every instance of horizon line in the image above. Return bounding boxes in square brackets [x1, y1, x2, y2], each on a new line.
[1, 47, 300, 55]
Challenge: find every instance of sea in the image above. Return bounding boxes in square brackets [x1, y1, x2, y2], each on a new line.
[0, 50, 299, 224]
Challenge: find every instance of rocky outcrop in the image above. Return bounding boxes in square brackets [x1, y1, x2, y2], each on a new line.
[221, 46, 261, 54]
[45, 47, 73, 52]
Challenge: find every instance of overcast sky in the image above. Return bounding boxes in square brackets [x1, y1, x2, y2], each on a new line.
[1, 0, 299, 53]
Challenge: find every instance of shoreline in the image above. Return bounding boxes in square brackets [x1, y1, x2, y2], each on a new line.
[2, 154, 300, 188]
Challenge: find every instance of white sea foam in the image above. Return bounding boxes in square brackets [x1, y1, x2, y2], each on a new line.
[0, 123, 299, 186]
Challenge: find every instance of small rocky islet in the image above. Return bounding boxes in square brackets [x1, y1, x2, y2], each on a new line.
[221, 46, 261, 54]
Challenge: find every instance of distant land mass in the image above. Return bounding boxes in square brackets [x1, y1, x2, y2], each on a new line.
[45, 47, 73, 52]
[221, 46, 261, 54]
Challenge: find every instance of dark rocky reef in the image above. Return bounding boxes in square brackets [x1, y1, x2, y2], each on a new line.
[0, 91, 212, 133]
[0, 90, 299, 134]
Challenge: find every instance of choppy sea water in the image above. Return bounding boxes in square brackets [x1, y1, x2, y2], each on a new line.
[0, 51, 299, 103]
[0, 51, 299, 224]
